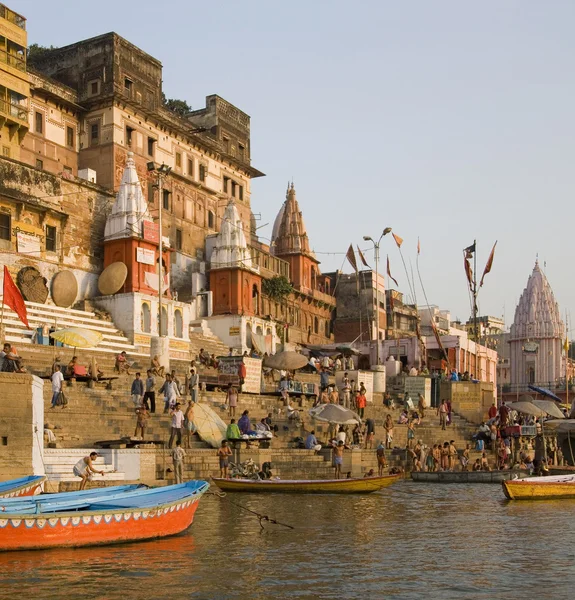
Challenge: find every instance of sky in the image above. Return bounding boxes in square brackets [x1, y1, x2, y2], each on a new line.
[16, 0, 575, 331]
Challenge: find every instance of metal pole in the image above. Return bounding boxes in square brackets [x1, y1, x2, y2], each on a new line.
[374, 242, 380, 366]
[158, 172, 163, 337]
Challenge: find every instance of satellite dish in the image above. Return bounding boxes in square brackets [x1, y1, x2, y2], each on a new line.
[51, 271, 78, 307]
[98, 262, 128, 295]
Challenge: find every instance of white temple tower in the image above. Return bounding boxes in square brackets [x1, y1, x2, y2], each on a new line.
[509, 261, 565, 387]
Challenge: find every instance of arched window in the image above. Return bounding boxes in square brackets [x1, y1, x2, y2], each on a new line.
[314, 316, 319, 334]
[160, 307, 168, 336]
[141, 302, 151, 333]
[325, 320, 330, 337]
[208, 211, 215, 229]
[256, 325, 263, 335]
[252, 284, 260, 314]
[174, 309, 183, 338]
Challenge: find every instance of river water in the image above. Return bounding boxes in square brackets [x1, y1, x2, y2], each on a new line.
[1, 481, 574, 599]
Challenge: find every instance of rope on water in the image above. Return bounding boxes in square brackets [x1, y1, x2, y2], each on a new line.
[206, 488, 294, 530]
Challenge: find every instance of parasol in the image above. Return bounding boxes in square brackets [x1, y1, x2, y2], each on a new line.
[192, 402, 228, 449]
[50, 327, 103, 348]
[263, 351, 308, 371]
[532, 400, 565, 419]
[310, 404, 361, 425]
[528, 385, 562, 402]
[507, 399, 546, 418]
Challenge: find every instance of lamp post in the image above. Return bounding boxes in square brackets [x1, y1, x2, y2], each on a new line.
[363, 227, 392, 366]
[147, 162, 172, 337]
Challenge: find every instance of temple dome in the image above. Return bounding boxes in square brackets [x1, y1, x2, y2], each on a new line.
[210, 200, 255, 270]
[271, 183, 314, 257]
[104, 152, 150, 241]
[510, 261, 564, 340]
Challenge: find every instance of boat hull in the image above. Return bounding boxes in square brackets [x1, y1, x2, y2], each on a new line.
[212, 474, 400, 494]
[0, 476, 46, 498]
[0, 490, 205, 551]
[411, 470, 529, 484]
[502, 475, 575, 500]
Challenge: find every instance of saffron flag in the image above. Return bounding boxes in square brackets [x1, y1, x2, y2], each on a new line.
[346, 244, 358, 273]
[479, 241, 497, 287]
[357, 245, 370, 268]
[387, 255, 399, 287]
[464, 255, 473, 287]
[2, 265, 30, 328]
[417, 237, 421, 255]
[392, 232, 403, 248]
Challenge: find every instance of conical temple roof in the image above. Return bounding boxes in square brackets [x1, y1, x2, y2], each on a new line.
[271, 183, 314, 257]
[510, 261, 564, 339]
[210, 200, 254, 270]
[104, 152, 150, 241]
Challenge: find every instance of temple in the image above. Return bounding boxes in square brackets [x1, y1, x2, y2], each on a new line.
[509, 261, 566, 388]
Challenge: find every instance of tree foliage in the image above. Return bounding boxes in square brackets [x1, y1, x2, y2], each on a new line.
[162, 92, 192, 116]
[262, 276, 293, 302]
[28, 44, 59, 63]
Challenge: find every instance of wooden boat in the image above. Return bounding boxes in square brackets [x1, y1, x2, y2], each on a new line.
[502, 474, 575, 500]
[212, 474, 400, 494]
[0, 480, 209, 551]
[0, 475, 46, 498]
[0, 484, 145, 514]
[411, 470, 530, 484]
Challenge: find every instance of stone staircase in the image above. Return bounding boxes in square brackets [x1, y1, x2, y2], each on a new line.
[42, 449, 125, 484]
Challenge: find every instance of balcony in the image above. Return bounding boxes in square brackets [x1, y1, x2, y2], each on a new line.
[0, 97, 27, 123]
[0, 47, 25, 72]
[0, 5, 26, 30]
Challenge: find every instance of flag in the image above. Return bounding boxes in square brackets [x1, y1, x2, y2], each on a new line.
[346, 244, 358, 273]
[464, 255, 473, 287]
[357, 245, 370, 268]
[564, 338, 570, 354]
[387, 255, 398, 287]
[2, 265, 30, 329]
[479, 241, 497, 287]
[392, 232, 403, 248]
[464, 242, 476, 259]
[417, 237, 420, 255]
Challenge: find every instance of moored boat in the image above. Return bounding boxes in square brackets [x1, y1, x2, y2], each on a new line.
[212, 474, 400, 494]
[0, 480, 209, 551]
[502, 474, 575, 500]
[411, 470, 530, 484]
[0, 475, 46, 498]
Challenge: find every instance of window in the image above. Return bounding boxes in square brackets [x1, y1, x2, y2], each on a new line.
[238, 144, 245, 160]
[187, 158, 194, 178]
[90, 123, 99, 144]
[90, 81, 99, 95]
[126, 126, 135, 147]
[223, 136, 230, 152]
[124, 78, 133, 94]
[0, 213, 11, 241]
[223, 176, 230, 194]
[175, 152, 182, 168]
[231, 181, 237, 198]
[35, 111, 43, 134]
[36, 158, 43, 170]
[162, 189, 170, 210]
[199, 164, 206, 182]
[142, 303, 151, 333]
[45, 225, 57, 252]
[2, 146, 10, 158]
[147, 137, 155, 157]
[208, 211, 214, 229]
[239, 185, 244, 201]
[175, 228, 182, 250]
[174, 309, 183, 338]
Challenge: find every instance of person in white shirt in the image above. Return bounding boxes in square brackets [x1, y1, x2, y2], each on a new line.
[171, 441, 186, 484]
[50, 365, 64, 408]
[161, 374, 180, 414]
[336, 425, 346, 445]
[168, 403, 184, 448]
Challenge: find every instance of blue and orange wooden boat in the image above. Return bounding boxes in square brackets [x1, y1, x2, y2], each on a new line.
[0, 480, 209, 551]
[0, 475, 46, 498]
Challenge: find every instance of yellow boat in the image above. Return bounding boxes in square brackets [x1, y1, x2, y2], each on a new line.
[212, 474, 401, 494]
[502, 474, 575, 500]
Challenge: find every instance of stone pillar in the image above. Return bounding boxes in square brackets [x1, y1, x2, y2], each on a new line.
[371, 365, 386, 393]
[0, 373, 45, 478]
[150, 336, 170, 372]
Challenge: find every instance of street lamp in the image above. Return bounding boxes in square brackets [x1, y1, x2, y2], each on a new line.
[147, 162, 172, 337]
[363, 227, 392, 366]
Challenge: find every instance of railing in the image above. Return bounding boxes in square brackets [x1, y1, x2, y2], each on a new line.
[0, 97, 28, 122]
[0, 47, 25, 71]
[0, 5, 26, 30]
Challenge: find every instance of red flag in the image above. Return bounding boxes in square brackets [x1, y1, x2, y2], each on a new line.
[387, 255, 399, 287]
[464, 255, 473, 287]
[392, 232, 403, 248]
[346, 244, 358, 273]
[356, 245, 370, 268]
[480, 241, 497, 287]
[417, 237, 421, 255]
[2, 265, 30, 328]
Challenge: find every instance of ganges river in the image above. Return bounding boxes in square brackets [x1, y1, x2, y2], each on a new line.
[1, 481, 575, 599]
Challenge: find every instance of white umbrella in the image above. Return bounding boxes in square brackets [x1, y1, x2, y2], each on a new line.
[310, 404, 361, 425]
[192, 402, 228, 449]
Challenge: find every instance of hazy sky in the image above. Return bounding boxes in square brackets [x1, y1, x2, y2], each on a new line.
[17, 0, 575, 331]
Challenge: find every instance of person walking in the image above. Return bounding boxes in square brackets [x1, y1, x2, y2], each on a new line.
[184, 400, 196, 449]
[407, 419, 416, 449]
[161, 373, 179, 413]
[131, 372, 144, 407]
[356, 390, 367, 419]
[134, 405, 149, 440]
[226, 384, 238, 418]
[342, 373, 351, 408]
[50, 364, 64, 409]
[376, 442, 387, 475]
[217, 440, 232, 478]
[168, 402, 184, 448]
[438, 399, 448, 430]
[188, 368, 199, 404]
[171, 441, 185, 484]
[143, 369, 156, 413]
[384, 414, 394, 449]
